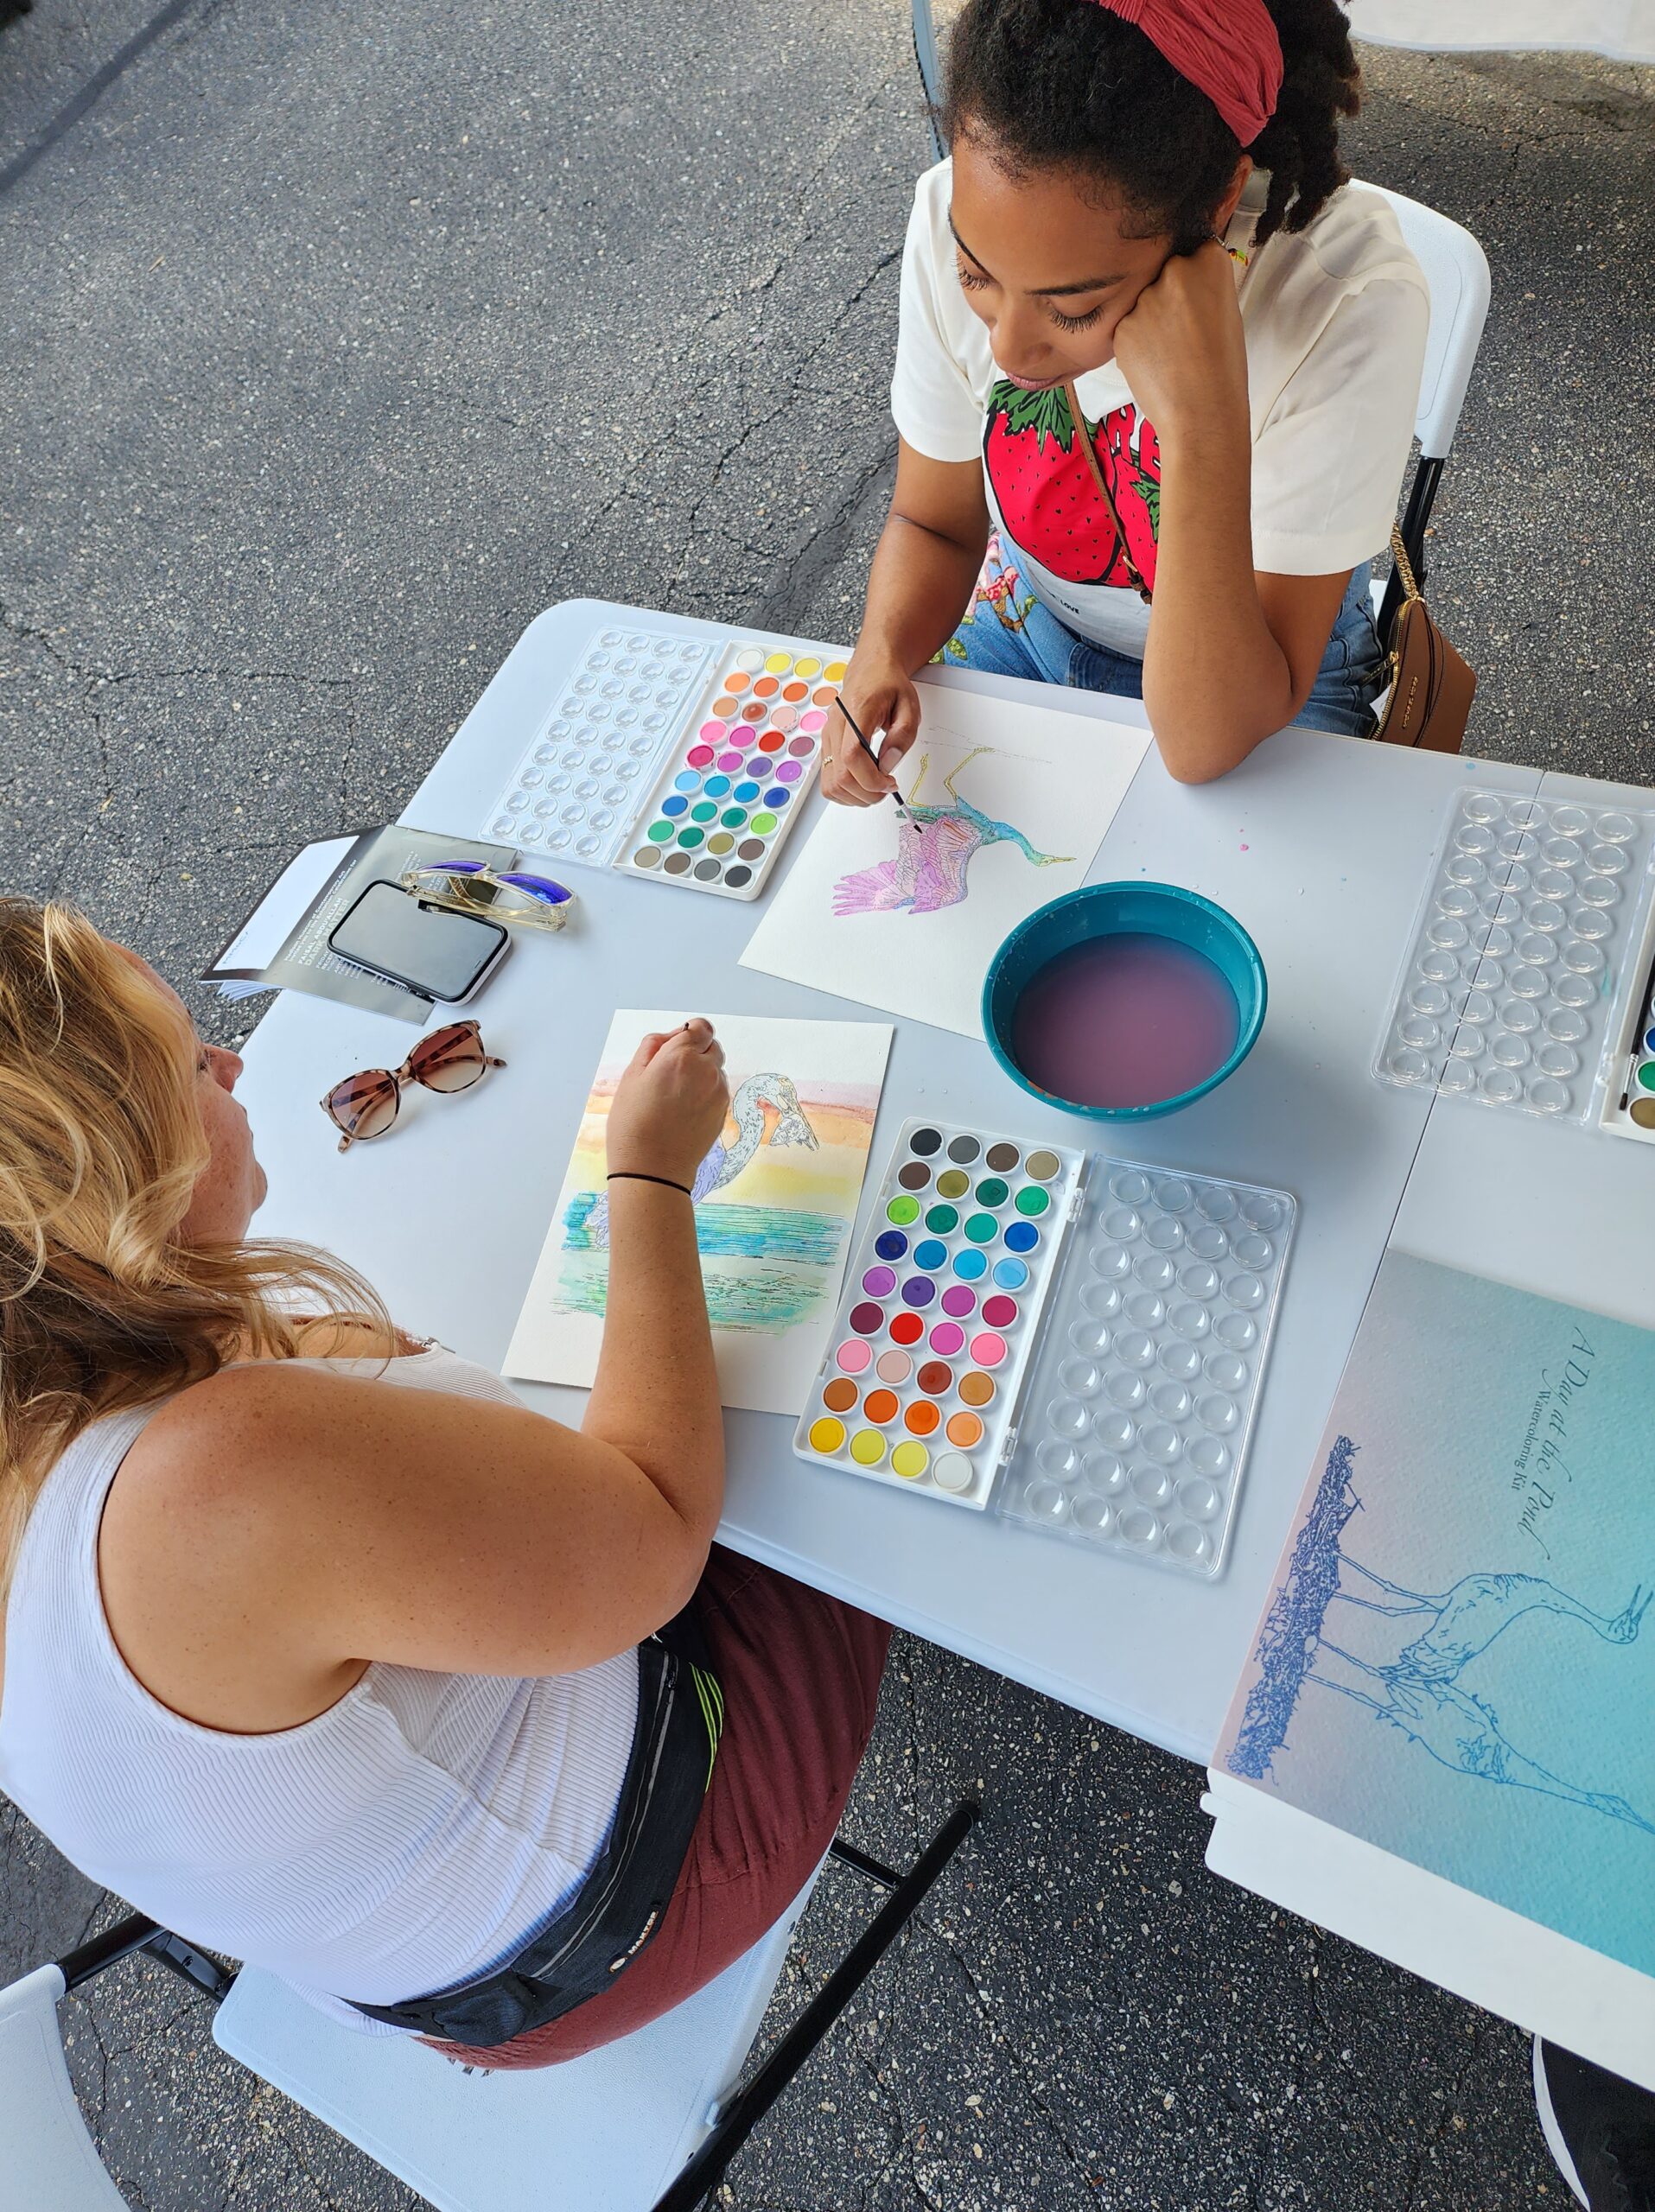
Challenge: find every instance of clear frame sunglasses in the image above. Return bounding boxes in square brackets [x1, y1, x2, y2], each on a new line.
[320, 1020, 506, 1151]
[400, 859, 575, 931]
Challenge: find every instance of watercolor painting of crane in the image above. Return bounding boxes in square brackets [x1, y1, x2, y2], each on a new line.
[832, 746, 1072, 918]
[504, 1011, 891, 1414]
[551, 1023, 885, 1341]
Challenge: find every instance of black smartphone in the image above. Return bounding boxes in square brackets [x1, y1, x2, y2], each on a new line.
[328, 880, 510, 1002]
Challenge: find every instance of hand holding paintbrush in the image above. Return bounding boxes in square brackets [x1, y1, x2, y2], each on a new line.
[818, 658, 923, 809]
[834, 694, 912, 823]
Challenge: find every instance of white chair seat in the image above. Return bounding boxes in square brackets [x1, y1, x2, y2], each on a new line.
[0, 1965, 131, 2212]
[212, 1883, 814, 2212]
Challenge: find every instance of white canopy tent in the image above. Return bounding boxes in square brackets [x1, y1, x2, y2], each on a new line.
[913, 1, 1655, 70]
[1345, 0, 1654, 62]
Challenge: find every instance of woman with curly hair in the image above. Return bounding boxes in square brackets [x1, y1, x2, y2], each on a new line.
[821, 0, 1430, 790]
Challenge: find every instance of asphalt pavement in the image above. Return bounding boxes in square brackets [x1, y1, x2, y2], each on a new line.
[1, 4, 1651, 2206]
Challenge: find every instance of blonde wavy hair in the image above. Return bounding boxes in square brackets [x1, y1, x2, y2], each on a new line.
[0, 898, 387, 1592]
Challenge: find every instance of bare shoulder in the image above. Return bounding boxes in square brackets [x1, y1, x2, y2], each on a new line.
[112, 1360, 379, 1516]
[99, 1363, 388, 1618]
[98, 1363, 417, 1730]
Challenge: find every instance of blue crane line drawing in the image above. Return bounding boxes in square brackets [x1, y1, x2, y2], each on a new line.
[1227, 1437, 1655, 1834]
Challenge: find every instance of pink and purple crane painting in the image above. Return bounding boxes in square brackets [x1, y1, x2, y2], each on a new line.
[832, 747, 1072, 918]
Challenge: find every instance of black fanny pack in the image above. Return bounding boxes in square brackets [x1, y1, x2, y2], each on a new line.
[347, 1609, 723, 2049]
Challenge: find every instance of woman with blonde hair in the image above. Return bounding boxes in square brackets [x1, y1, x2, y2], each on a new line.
[0, 899, 889, 2064]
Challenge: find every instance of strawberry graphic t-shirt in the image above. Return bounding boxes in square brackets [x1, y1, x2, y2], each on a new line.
[891, 160, 1430, 660]
[982, 379, 1162, 649]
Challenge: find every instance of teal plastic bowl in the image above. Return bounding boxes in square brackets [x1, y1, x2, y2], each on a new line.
[983, 882, 1267, 1122]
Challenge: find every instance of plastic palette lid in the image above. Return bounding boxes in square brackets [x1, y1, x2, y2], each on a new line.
[1376, 787, 1655, 1125]
[995, 1160, 1296, 1580]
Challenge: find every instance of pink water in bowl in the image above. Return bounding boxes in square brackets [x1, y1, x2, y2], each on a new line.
[1010, 932, 1239, 1111]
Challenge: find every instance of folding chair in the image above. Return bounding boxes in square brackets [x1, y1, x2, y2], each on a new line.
[0, 1918, 232, 2212]
[0, 1802, 977, 2212]
[904, 0, 1491, 636]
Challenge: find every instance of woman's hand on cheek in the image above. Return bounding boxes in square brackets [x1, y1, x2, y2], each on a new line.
[605, 1019, 730, 1189]
[1111, 240, 1249, 449]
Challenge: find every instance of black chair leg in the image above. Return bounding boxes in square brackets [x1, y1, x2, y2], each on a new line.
[651, 1798, 981, 2212]
[912, 0, 945, 162]
[57, 1912, 236, 2003]
[1378, 453, 1446, 638]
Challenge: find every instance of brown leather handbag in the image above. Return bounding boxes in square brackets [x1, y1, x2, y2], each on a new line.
[1371, 524, 1476, 753]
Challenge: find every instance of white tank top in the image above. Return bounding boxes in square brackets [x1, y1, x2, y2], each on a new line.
[0, 1345, 639, 2035]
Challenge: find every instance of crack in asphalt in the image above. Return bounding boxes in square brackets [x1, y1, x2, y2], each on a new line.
[91, 666, 355, 690]
[909, 1900, 1117, 2205]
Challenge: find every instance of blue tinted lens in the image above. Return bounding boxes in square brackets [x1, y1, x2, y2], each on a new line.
[429, 859, 486, 874]
[498, 872, 571, 905]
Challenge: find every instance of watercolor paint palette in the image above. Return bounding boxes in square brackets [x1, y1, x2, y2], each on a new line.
[1600, 887, 1655, 1142]
[486, 625, 846, 899]
[796, 1120, 1297, 1577]
[488, 627, 717, 868]
[618, 640, 846, 899]
[996, 1161, 1295, 1580]
[793, 1119, 1088, 1510]
[1376, 788, 1655, 1124]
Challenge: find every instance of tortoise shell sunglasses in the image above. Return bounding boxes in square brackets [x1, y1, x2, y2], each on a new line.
[320, 1020, 506, 1152]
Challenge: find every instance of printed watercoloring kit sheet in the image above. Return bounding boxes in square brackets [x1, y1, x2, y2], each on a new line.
[741, 684, 1149, 1037]
[506, 1012, 892, 1415]
[1216, 1250, 1655, 1979]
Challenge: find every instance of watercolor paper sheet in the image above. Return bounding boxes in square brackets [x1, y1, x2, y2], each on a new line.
[740, 685, 1149, 1037]
[505, 1011, 892, 1414]
[1216, 1251, 1655, 1980]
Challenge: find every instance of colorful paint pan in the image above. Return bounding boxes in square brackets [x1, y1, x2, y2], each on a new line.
[1601, 868, 1655, 1144]
[611, 633, 843, 899]
[488, 623, 846, 894]
[793, 1116, 1085, 1512]
[797, 1122, 1296, 1567]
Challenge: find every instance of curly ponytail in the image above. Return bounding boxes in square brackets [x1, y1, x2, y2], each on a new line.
[942, 0, 1362, 251]
[1250, 0, 1361, 242]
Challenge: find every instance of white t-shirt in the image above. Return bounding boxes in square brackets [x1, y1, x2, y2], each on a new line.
[891, 161, 1431, 658]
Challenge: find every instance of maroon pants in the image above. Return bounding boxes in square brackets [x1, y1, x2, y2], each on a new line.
[428, 1548, 892, 2069]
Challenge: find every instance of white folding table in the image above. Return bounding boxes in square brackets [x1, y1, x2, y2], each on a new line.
[232, 599, 1655, 1764]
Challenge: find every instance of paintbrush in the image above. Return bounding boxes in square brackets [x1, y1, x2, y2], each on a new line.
[837, 693, 911, 822]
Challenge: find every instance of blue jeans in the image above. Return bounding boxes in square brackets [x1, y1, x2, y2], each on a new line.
[942, 563, 1387, 740]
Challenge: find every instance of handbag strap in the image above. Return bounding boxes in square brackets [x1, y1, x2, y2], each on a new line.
[1062, 380, 1153, 604]
[1390, 521, 1423, 606]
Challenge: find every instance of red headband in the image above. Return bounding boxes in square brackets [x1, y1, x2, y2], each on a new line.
[1091, 0, 1283, 146]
